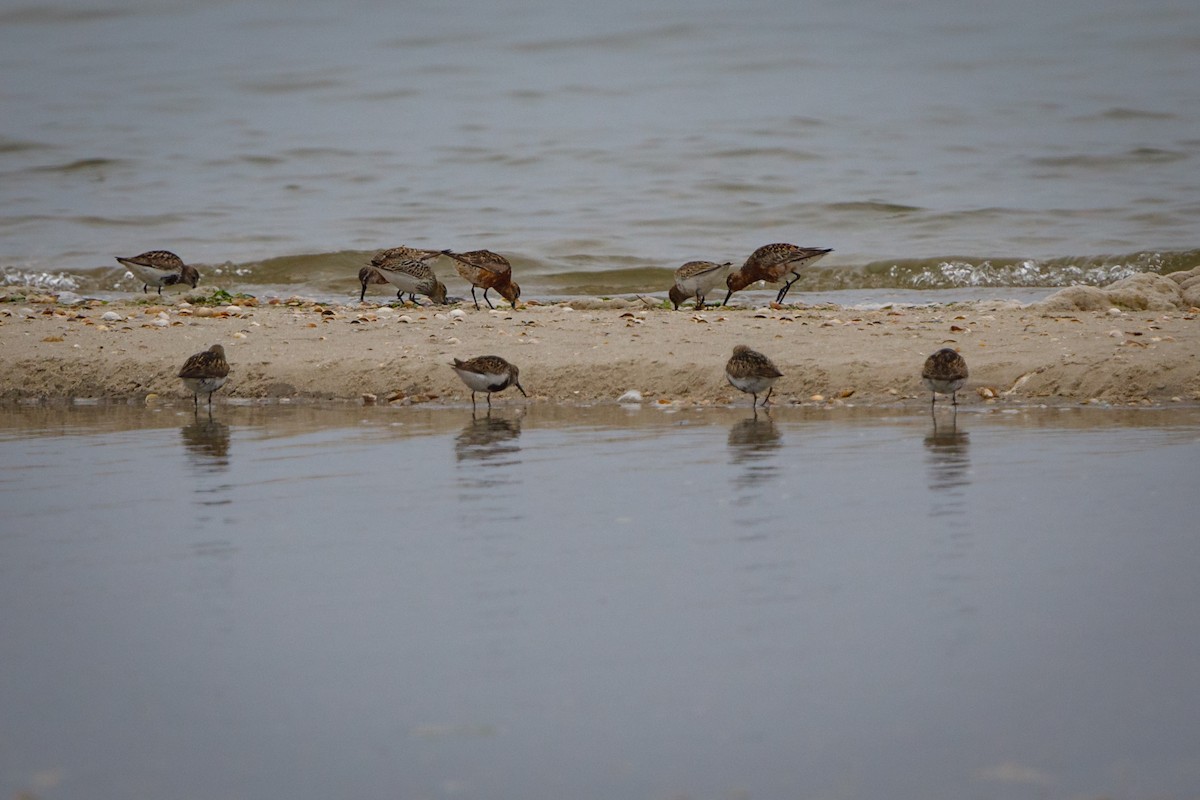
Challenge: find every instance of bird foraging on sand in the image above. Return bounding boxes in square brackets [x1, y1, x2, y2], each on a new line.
[178, 344, 230, 408]
[370, 245, 444, 267]
[450, 355, 527, 411]
[725, 345, 783, 407]
[359, 246, 446, 303]
[922, 347, 968, 407]
[723, 243, 831, 306]
[361, 255, 447, 305]
[668, 260, 731, 310]
[443, 249, 521, 310]
[358, 265, 390, 297]
[116, 250, 200, 295]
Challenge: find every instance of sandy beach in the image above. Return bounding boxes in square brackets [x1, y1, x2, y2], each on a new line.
[2, 270, 1199, 407]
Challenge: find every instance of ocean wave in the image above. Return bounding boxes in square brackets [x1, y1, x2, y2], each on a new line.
[1029, 148, 1190, 169]
[15, 248, 1199, 299]
[26, 157, 129, 174]
[868, 251, 1199, 290]
[2, 266, 80, 292]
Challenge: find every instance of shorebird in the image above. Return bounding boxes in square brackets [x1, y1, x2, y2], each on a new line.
[723, 243, 832, 306]
[115, 250, 200, 295]
[449, 355, 527, 411]
[443, 249, 521, 310]
[725, 345, 783, 407]
[922, 348, 969, 407]
[359, 246, 445, 303]
[178, 344, 230, 408]
[370, 245, 445, 267]
[361, 255, 447, 304]
[668, 260, 732, 310]
[357, 265, 390, 298]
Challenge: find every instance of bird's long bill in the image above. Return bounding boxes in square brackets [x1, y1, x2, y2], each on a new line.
[515, 381, 528, 397]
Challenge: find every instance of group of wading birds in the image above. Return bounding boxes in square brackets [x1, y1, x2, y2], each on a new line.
[118, 243, 969, 412]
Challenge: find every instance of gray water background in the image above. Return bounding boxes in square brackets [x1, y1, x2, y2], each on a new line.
[2, 0, 1199, 297]
[1, 403, 1198, 799]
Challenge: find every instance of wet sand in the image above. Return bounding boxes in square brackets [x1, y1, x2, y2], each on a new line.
[2, 273, 1199, 407]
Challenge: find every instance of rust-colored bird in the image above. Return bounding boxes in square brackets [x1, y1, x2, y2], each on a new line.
[723, 243, 831, 305]
[443, 249, 521, 310]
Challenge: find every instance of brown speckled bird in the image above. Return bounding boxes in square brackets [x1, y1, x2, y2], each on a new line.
[360, 246, 445, 303]
[922, 348, 969, 407]
[725, 345, 783, 407]
[668, 260, 732, 310]
[723, 243, 831, 305]
[361, 254, 447, 305]
[444, 249, 521, 310]
[178, 344, 230, 408]
[450, 355, 527, 411]
[116, 250, 200, 295]
[369, 245, 444, 269]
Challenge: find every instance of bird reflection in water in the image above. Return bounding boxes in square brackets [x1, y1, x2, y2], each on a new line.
[180, 410, 231, 473]
[924, 414, 971, 494]
[454, 413, 524, 532]
[923, 413, 975, 648]
[454, 413, 522, 468]
[727, 410, 783, 493]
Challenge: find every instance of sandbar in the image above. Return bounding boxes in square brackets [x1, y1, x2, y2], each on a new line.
[2, 269, 1199, 407]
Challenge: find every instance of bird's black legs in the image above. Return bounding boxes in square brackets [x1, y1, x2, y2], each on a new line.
[775, 273, 800, 304]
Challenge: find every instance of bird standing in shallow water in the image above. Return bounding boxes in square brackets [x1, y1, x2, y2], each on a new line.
[450, 355, 527, 411]
[443, 249, 521, 310]
[116, 250, 200, 295]
[922, 348, 969, 407]
[723, 243, 831, 306]
[178, 344, 230, 408]
[725, 345, 783, 407]
[669, 260, 731, 310]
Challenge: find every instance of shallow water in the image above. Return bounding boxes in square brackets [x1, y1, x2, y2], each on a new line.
[2, 0, 1199, 298]
[2, 403, 1199, 799]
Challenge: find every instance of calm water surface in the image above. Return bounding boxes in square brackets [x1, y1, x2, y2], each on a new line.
[1, 404, 1199, 799]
